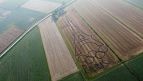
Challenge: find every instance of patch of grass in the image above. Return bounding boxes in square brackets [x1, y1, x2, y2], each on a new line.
[0, 27, 51, 81]
[125, 53, 143, 80]
[59, 72, 85, 81]
[92, 65, 138, 81]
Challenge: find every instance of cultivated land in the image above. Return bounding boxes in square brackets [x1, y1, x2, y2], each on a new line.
[39, 17, 78, 81]
[0, 28, 51, 81]
[73, 0, 143, 61]
[56, 9, 119, 77]
[91, 0, 143, 38]
[1, 0, 143, 81]
[0, 0, 46, 54]
[0, 27, 23, 53]
[22, 0, 61, 13]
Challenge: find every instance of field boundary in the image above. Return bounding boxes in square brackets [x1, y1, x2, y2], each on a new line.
[0, 13, 51, 58]
[0, 0, 76, 59]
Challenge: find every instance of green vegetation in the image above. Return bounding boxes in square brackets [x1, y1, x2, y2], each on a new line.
[59, 72, 85, 81]
[92, 65, 138, 81]
[8, 8, 46, 30]
[0, 27, 51, 81]
[0, 7, 46, 32]
[126, 53, 143, 80]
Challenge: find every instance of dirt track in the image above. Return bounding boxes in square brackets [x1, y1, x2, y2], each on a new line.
[39, 17, 78, 81]
[73, 0, 143, 60]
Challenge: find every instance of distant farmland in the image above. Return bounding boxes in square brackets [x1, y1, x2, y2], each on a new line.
[91, 0, 143, 38]
[1, 0, 143, 81]
[73, 0, 143, 61]
[0, 28, 51, 81]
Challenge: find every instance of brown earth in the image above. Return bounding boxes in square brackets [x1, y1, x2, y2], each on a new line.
[91, 0, 143, 38]
[72, 0, 143, 60]
[56, 9, 119, 77]
[38, 17, 78, 81]
[0, 27, 23, 53]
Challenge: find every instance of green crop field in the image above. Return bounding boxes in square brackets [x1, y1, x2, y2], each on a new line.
[92, 65, 138, 81]
[60, 72, 84, 81]
[126, 53, 143, 80]
[0, 27, 51, 81]
[0, 0, 143, 81]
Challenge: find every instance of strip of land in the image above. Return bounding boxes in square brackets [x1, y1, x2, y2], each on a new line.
[91, 0, 143, 38]
[39, 17, 78, 81]
[57, 9, 119, 77]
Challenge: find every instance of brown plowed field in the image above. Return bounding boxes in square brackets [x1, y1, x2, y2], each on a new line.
[39, 17, 78, 81]
[57, 9, 119, 77]
[90, 0, 143, 38]
[73, 0, 143, 60]
[0, 27, 23, 53]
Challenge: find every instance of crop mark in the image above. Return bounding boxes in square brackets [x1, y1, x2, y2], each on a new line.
[61, 15, 116, 76]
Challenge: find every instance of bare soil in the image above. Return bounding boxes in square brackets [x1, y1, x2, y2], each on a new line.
[0, 27, 23, 53]
[57, 9, 119, 77]
[39, 17, 78, 81]
[73, 0, 143, 60]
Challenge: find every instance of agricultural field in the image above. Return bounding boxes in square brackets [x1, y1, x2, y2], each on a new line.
[89, 0, 143, 38]
[73, 0, 143, 61]
[38, 17, 78, 81]
[7, 8, 46, 30]
[1, 0, 143, 81]
[54, 0, 143, 80]
[0, 28, 51, 81]
[0, 27, 23, 53]
[60, 72, 84, 81]
[56, 9, 119, 78]
[0, 0, 48, 53]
